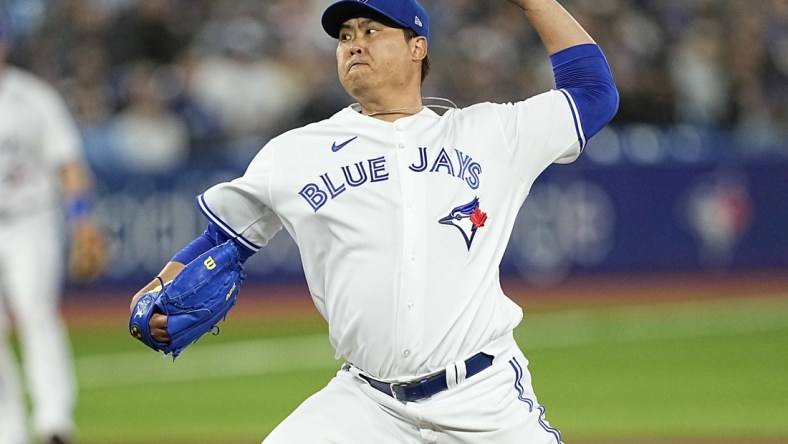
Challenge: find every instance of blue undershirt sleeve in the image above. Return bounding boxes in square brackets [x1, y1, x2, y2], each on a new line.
[171, 222, 254, 265]
[551, 43, 619, 142]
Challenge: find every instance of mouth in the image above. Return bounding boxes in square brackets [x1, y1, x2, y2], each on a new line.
[347, 60, 369, 72]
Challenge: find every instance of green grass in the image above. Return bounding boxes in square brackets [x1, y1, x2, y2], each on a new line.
[64, 295, 788, 443]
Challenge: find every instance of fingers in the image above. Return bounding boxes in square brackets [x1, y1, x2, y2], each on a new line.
[150, 313, 171, 342]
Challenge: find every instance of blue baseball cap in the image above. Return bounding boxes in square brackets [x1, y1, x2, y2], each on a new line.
[321, 0, 430, 43]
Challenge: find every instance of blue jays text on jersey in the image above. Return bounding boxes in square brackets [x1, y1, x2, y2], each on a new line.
[298, 145, 483, 212]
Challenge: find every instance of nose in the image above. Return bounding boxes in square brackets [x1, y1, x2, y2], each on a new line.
[348, 43, 363, 55]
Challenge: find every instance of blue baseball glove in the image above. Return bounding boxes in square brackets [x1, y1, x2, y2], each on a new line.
[129, 240, 245, 359]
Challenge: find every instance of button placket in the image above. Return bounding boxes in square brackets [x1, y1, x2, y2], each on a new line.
[393, 123, 424, 369]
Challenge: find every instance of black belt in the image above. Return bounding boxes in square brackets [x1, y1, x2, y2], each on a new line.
[360, 352, 494, 402]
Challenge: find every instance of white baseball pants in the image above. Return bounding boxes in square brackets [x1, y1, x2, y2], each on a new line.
[0, 209, 76, 444]
[262, 333, 563, 444]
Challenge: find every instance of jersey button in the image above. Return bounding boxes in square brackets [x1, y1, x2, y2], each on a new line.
[403, 350, 411, 357]
[407, 301, 414, 309]
[398, 143, 405, 149]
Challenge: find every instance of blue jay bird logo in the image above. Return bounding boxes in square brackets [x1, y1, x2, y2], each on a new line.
[438, 197, 488, 250]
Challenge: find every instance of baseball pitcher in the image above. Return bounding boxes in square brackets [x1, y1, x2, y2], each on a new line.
[130, 0, 619, 442]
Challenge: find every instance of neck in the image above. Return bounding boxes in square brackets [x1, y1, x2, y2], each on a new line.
[351, 97, 460, 121]
[353, 88, 423, 121]
[362, 104, 424, 121]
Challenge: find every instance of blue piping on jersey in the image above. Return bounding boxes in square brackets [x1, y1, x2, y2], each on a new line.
[197, 194, 261, 253]
[551, 43, 619, 144]
[557, 89, 586, 151]
[509, 357, 562, 444]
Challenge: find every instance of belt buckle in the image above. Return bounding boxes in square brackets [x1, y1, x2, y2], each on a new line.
[391, 378, 429, 401]
[390, 381, 412, 401]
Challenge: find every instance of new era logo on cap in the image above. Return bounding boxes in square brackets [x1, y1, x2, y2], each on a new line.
[322, 0, 430, 43]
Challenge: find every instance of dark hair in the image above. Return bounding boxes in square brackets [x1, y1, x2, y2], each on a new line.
[404, 28, 430, 83]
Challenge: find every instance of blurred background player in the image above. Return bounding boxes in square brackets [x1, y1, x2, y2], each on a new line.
[0, 12, 106, 444]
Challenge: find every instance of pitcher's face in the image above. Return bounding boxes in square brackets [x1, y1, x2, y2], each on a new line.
[336, 17, 422, 99]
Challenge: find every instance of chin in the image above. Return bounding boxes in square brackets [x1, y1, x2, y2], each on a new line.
[340, 77, 371, 99]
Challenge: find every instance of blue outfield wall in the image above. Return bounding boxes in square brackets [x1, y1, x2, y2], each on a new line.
[85, 126, 788, 288]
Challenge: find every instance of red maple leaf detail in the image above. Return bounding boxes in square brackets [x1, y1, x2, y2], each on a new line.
[470, 207, 487, 228]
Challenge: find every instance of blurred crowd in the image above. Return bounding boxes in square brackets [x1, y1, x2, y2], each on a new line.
[3, 0, 788, 172]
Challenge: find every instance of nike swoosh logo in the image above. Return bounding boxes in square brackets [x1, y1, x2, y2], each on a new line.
[331, 136, 358, 152]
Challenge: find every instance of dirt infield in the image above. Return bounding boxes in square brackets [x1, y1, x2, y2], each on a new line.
[64, 269, 788, 328]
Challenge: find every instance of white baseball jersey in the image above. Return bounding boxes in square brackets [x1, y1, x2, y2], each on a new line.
[200, 90, 583, 381]
[0, 66, 83, 214]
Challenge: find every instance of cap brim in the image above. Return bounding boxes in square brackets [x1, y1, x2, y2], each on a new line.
[321, 1, 408, 39]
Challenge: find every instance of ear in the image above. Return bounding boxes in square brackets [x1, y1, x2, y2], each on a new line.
[411, 36, 428, 61]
